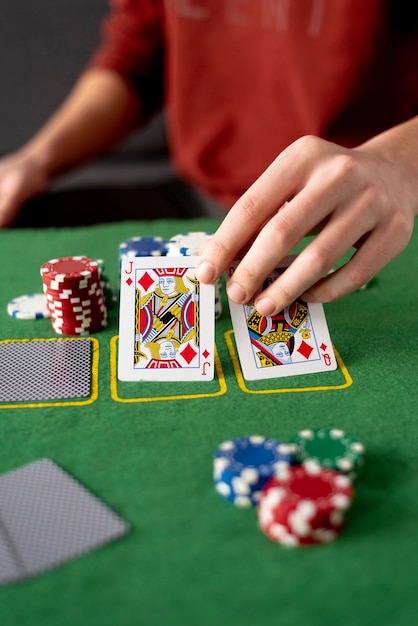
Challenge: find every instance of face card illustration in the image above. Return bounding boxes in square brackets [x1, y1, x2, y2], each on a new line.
[227, 259, 337, 381]
[118, 256, 214, 381]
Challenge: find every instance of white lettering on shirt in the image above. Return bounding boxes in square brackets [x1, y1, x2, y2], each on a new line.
[226, 0, 252, 26]
[175, 0, 326, 36]
[176, 0, 209, 20]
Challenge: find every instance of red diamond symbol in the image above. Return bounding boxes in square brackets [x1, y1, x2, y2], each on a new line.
[125, 277, 133, 287]
[180, 343, 198, 364]
[297, 340, 314, 360]
[320, 342, 327, 352]
[202, 349, 210, 359]
[138, 271, 154, 291]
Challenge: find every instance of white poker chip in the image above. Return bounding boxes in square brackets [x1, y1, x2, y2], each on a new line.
[7, 293, 50, 320]
[166, 231, 213, 256]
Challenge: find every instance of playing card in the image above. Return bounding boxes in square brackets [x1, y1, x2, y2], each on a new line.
[227, 258, 337, 380]
[0, 458, 129, 586]
[0, 338, 92, 403]
[118, 256, 215, 381]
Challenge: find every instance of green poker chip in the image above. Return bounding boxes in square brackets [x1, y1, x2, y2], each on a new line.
[290, 427, 365, 480]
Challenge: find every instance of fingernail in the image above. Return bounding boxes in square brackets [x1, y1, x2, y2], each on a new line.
[227, 283, 247, 303]
[255, 297, 276, 317]
[196, 260, 216, 283]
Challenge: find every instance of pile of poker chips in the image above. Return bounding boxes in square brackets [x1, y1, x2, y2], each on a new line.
[118, 232, 223, 319]
[213, 427, 365, 548]
[40, 256, 108, 336]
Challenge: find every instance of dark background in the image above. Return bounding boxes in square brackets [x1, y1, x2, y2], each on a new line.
[0, 0, 170, 181]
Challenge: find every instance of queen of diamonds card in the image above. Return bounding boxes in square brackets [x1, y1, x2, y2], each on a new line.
[227, 260, 337, 380]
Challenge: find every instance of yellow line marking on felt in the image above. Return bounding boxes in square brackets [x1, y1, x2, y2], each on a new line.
[224, 329, 352, 394]
[110, 335, 227, 403]
[0, 337, 99, 410]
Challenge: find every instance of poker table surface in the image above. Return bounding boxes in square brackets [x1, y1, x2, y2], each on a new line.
[1, 216, 417, 626]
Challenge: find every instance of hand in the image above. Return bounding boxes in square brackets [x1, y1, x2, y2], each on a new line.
[196, 134, 416, 315]
[0, 151, 49, 227]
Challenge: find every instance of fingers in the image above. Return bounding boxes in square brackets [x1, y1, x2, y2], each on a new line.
[196, 137, 321, 284]
[224, 193, 329, 308]
[196, 137, 356, 290]
[196, 134, 415, 316]
[0, 194, 21, 228]
[301, 212, 414, 303]
[251, 205, 373, 314]
[0, 154, 48, 228]
[222, 158, 377, 314]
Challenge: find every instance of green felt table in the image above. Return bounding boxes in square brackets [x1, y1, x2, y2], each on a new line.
[0, 217, 417, 626]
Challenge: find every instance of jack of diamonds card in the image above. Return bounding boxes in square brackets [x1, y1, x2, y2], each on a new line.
[118, 256, 214, 381]
[227, 259, 337, 381]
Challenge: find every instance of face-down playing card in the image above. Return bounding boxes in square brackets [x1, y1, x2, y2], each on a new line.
[0, 458, 129, 586]
[227, 258, 337, 381]
[118, 256, 215, 381]
[0, 338, 92, 403]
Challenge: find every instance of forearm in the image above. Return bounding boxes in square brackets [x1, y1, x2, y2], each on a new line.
[18, 68, 143, 181]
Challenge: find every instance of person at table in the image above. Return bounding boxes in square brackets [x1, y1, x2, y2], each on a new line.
[0, 0, 417, 317]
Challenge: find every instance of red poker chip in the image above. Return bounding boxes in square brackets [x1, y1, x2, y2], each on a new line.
[51, 321, 107, 335]
[40, 256, 99, 281]
[51, 313, 107, 323]
[48, 301, 106, 315]
[42, 280, 102, 297]
[54, 295, 105, 306]
[41, 271, 99, 284]
[50, 321, 107, 332]
[49, 301, 107, 313]
[42, 276, 101, 294]
[257, 462, 354, 547]
[52, 326, 92, 336]
[50, 312, 107, 327]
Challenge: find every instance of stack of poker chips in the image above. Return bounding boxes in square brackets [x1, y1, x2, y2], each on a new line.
[290, 427, 365, 480]
[167, 231, 223, 320]
[213, 427, 365, 548]
[257, 462, 353, 547]
[40, 256, 107, 336]
[213, 436, 297, 508]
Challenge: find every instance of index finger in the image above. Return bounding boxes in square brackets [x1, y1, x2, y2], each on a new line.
[195, 146, 303, 284]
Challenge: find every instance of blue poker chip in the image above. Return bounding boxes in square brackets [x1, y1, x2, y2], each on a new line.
[213, 436, 296, 508]
[119, 236, 169, 257]
[7, 294, 50, 320]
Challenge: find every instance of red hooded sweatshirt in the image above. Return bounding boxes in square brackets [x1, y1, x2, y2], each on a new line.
[90, 0, 418, 207]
